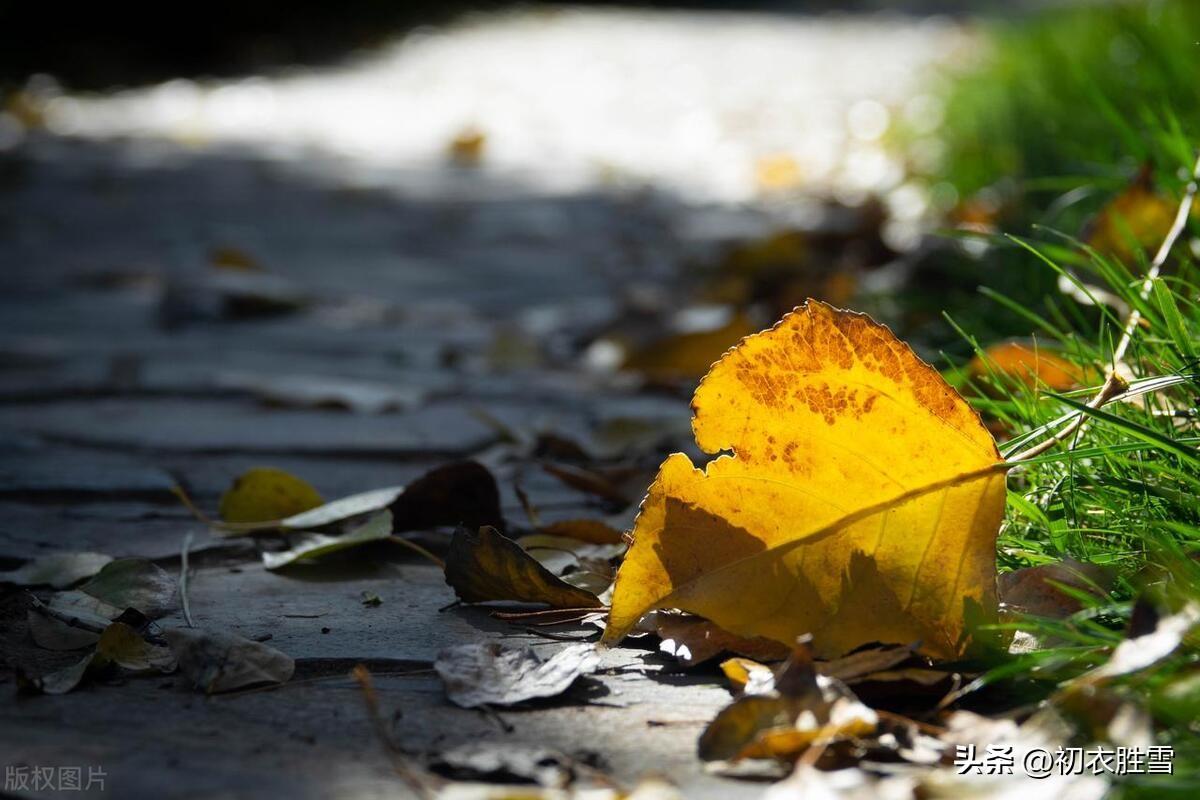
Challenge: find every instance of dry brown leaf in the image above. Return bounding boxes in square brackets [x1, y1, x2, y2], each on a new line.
[391, 460, 505, 533]
[444, 526, 603, 609]
[999, 558, 1114, 619]
[603, 301, 1006, 659]
[654, 612, 789, 667]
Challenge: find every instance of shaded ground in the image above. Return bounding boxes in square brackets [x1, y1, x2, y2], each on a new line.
[1, 8, 966, 798]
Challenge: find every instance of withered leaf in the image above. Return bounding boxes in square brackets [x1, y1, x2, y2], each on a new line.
[999, 559, 1114, 619]
[95, 621, 176, 673]
[0, 551, 112, 589]
[262, 510, 393, 570]
[435, 642, 599, 708]
[699, 640, 877, 762]
[215, 485, 404, 537]
[604, 301, 1006, 659]
[444, 526, 603, 609]
[654, 612, 790, 667]
[165, 628, 294, 693]
[78, 558, 179, 620]
[391, 460, 505, 533]
[27, 605, 104, 650]
[22, 652, 99, 695]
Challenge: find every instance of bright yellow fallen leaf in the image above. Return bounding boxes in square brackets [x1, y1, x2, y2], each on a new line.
[602, 301, 1006, 659]
[218, 467, 323, 524]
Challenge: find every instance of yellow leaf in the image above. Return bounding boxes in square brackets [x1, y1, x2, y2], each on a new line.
[218, 467, 323, 524]
[602, 301, 1006, 659]
[699, 639, 877, 762]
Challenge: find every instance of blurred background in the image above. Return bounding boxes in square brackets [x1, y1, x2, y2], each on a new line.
[0, 0, 1196, 412]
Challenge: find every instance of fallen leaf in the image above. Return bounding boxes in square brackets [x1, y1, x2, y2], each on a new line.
[22, 652, 99, 695]
[816, 644, 920, 683]
[219, 467, 324, 524]
[541, 463, 648, 509]
[699, 639, 877, 762]
[262, 510, 393, 570]
[165, 628, 295, 693]
[720, 657, 777, 695]
[215, 484, 404, 536]
[78, 558, 179, 619]
[27, 605, 103, 650]
[435, 642, 599, 708]
[0, 551, 112, 588]
[970, 342, 1083, 391]
[1085, 166, 1178, 263]
[391, 460, 505, 533]
[603, 301, 1007, 659]
[95, 621, 175, 673]
[44, 590, 125, 627]
[444, 526, 603, 609]
[999, 559, 1114, 619]
[622, 311, 758, 381]
[515, 533, 625, 573]
[654, 612, 790, 667]
[1084, 602, 1200, 681]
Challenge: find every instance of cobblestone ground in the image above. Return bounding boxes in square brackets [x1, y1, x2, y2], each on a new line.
[0, 8, 964, 798]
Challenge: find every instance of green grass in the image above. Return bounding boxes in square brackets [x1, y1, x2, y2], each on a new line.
[889, 0, 1200, 356]
[918, 2, 1200, 792]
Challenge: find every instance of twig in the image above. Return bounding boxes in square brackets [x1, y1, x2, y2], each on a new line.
[352, 665, 439, 798]
[180, 531, 196, 628]
[1008, 152, 1200, 464]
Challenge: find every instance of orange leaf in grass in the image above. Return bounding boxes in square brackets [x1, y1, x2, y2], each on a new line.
[602, 301, 1006, 659]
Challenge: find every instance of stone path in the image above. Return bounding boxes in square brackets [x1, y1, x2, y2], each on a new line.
[0, 8, 965, 798]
